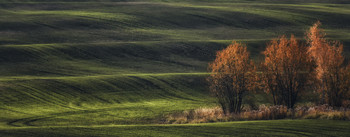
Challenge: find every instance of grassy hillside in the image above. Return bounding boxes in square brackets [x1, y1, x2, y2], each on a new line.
[0, 73, 216, 127]
[0, 0, 349, 136]
[0, 1, 349, 76]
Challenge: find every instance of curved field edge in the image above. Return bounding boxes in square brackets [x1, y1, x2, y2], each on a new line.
[0, 120, 350, 137]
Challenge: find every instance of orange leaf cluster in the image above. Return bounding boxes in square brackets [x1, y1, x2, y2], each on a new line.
[208, 42, 256, 114]
[261, 35, 314, 108]
[307, 21, 350, 107]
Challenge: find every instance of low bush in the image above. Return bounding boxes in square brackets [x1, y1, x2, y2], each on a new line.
[165, 105, 350, 124]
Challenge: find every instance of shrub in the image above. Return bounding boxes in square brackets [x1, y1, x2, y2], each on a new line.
[165, 105, 350, 124]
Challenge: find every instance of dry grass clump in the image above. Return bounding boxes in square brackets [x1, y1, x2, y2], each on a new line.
[302, 105, 350, 120]
[166, 107, 226, 124]
[165, 105, 350, 124]
[241, 105, 292, 120]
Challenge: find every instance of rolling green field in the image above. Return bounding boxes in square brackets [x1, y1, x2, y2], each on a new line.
[0, 0, 350, 136]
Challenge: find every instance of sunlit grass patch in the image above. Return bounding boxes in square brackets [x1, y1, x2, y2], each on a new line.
[11, 10, 136, 21]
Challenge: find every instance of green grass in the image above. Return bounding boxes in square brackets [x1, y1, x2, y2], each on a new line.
[1, 120, 350, 137]
[0, 74, 215, 127]
[0, 1, 349, 76]
[0, 0, 349, 136]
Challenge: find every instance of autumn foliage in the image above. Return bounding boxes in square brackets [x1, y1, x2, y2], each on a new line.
[208, 42, 256, 114]
[209, 21, 349, 114]
[261, 35, 314, 108]
[307, 21, 350, 107]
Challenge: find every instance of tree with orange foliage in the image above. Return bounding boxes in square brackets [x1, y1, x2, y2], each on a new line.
[208, 41, 256, 114]
[261, 35, 314, 108]
[307, 21, 350, 107]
